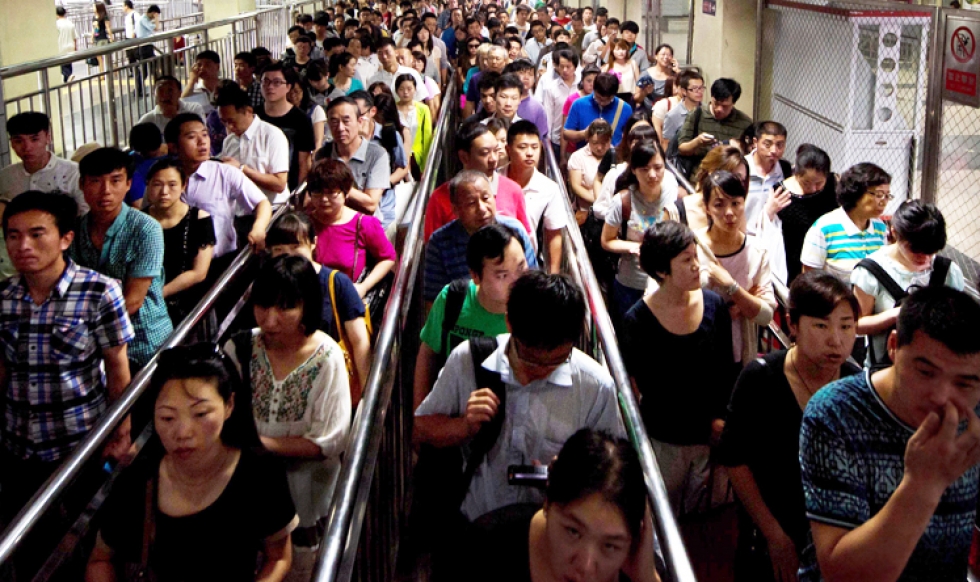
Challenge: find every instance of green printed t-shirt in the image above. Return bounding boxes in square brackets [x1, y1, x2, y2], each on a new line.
[420, 280, 508, 357]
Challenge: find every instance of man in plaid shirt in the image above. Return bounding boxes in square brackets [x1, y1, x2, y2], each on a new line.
[0, 192, 133, 575]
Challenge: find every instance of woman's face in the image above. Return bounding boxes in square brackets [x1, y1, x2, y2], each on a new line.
[397, 80, 416, 102]
[155, 377, 232, 462]
[494, 129, 509, 164]
[311, 188, 346, 217]
[348, 38, 363, 55]
[656, 47, 673, 67]
[413, 57, 425, 73]
[581, 74, 597, 95]
[896, 239, 935, 271]
[544, 494, 633, 582]
[146, 168, 184, 210]
[255, 302, 307, 340]
[796, 168, 827, 195]
[344, 58, 358, 78]
[588, 136, 611, 159]
[856, 183, 891, 220]
[287, 83, 304, 108]
[269, 237, 316, 263]
[791, 302, 857, 369]
[632, 154, 665, 192]
[663, 243, 701, 290]
[706, 188, 744, 232]
[417, 27, 430, 43]
[613, 47, 628, 62]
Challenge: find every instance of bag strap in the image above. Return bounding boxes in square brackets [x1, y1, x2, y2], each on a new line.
[620, 191, 632, 241]
[675, 198, 689, 226]
[929, 256, 951, 288]
[140, 475, 157, 569]
[855, 258, 906, 303]
[352, 214, 363, 282]
[457, 336, 506, 508]
[329, 270, 363, 389]
[692, 106, 703, 136]
[611, 98, 626, 137]
[231, 330, 254, 393]
[441, 278, 470, 359]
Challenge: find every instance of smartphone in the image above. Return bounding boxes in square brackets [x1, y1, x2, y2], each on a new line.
[508, 464, 549, 488]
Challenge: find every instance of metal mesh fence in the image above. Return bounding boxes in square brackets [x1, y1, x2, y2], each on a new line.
[936, 101, 980, 288]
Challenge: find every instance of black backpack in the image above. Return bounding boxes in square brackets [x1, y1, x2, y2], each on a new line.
[666, 107, 702, 181]
[855, 256, 951, 369]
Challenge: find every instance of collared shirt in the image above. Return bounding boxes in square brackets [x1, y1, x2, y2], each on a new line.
[424, 217, 538, 302]
[416, 334, 625, 520]
[0, 259, 134, 461]
[135, 14, 156, 39]
[506, 168, 567, 252]
[322, 137, 391, 193]
[57, 18, 77, 54]
[355, 57, 380, 86]
[565, 94, 634, 147]
[745, 151, 786, 235]
[800, 207, 888, 281]
[540, 76, 576, 144]
[137, 100, 207, 134]
[70, 204, 172, 367]
[525, 38, 552, 65]
[222, 116, 291, 203]
[183, 160, 267, 257]
[367, 66, 430, 102]
[662, 100, 692, 142]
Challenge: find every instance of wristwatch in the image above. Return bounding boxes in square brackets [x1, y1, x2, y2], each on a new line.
[726, 281, 739, 296]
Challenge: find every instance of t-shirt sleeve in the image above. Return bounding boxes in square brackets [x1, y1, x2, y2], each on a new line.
[248, 455, 300, 539]
[129, 218, 165, 279]
[677, 108, 697, 145]
[800, 404, 870, 528]
[800, 223, 828, 269]
[363, 215, 397, 262]
[716, 360, 768, 467]
[849, 261, 881, 300]
[466, 76, 481, 103]
[419, 285, 449, 353]
[651, 97, 669, 121]
[332, 270, 366, 321]
[564, 100, 584, 132]
[95, 278, 136, 350]
[567, 149, 586, 172]
[604, 192, 624, 228]
[542, 189, 568, 230]
[365, 148, 391, 191]
[415, 341, 469, 417]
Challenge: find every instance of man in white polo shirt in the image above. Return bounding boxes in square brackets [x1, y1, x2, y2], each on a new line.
[215, 85, 290, 204]
[368, 38, 430, 102]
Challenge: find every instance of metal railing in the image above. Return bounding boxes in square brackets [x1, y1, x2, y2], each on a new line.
[64, 0, 204, 51]
[0, 200, 293, 570]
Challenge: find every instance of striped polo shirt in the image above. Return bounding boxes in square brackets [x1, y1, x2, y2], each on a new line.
[800, 207, 887, 281]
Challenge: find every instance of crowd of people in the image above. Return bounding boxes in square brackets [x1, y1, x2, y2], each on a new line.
[0, 1, 977, 581]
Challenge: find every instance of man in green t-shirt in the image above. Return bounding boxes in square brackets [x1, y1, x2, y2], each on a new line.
[413, 223, 529, 410]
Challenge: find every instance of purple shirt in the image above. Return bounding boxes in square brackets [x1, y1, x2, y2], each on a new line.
[518, 96, 550, 143]
[183, 161, 266, 257]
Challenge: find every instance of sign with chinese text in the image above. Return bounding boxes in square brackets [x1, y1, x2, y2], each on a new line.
[944, 16, 980, 107]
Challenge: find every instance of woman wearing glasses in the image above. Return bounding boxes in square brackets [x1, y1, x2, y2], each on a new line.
[224, 255, 352, 564]
[87, 346, 297, 582]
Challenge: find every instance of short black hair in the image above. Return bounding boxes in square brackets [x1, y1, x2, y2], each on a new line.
[155, 74, 182, 91]
[164, 112, 205, 144]
[56, 6, 67, 17]
[267, 212, 316, 247]
[252, 255, 323, 337]
[146, 158, 186, 186]
[639, 220, 696, 283]
[298, 14, 314, 24]
[234, 51, 257, 68]
[700, 170, 747, 213]
[78, 147, 135, 180]
[196, 50, 221, 65]
[605, 17, 620, 27]
[710, 78, 742, 103]
[7, 112, 50, 136]
[288, 25, 305, 35]
[147, 4, 161, 15]
[251, 46, 272, 58]
[506, 119, 539, 144]
[478, 71, 502, 93]
[376, 37, 397, 51]
[214, 85, 251, 109]
[593, 73, 620, 97]
[129, 123, 164, 156]
[329, 51, 357, 77]
[836, 162, 890, 211]
[503, 59, 535, 75]
[395, 73, 417, 90]
[553, 48, 579, 68]
[494, 73, 524, 94]
[897, 286, 980, 355]
[788, 269, 860, 326]
[3, 191, 78, 236]
[349, 90, 374, 109]
[620, 20, 640, 34]
[293, 34, 313, 45]
[794, 144, 831, 177]
[261, 61, 299, 88]
[756, 120, 787, 139]
[507, 271, 585, 349]
[325, 95, 359, 115]
[890, 200, 947, 255]
[456, 122, 492, 155]
[677, 69, 704, 90]
[466, 223, 525, 276]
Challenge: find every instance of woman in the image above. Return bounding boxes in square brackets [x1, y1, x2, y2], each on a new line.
[143, 160, 216, 326]
[486, 117, 511, 167]
[650, 77, 679, 148]
[395, 74, 434, 173]
[469, 429, 660, 582]
[412, 51, 443, 117]
[368, 80, 395, 100]
[851, 200, 964, 369]
[664, 145, 750, 231]
[287, 80, 326, 150]
[458, 37, 483, 93]
[640, 44, 680, 104]
[568, 119, 613, 210]
[717, 270, 860, 582]
[86, 346, 297, 582]
[603, 40, 640, 107]
[696, 171, 776, 366]
[327, 51, 365, 100]
[91, 2, 113, 73]
[411, 25, 443, 83]
[308, 160, 397, 297]
[372, 91, 412, 181]
[593, 120, 657, 219]
[601, 143, 676, 328]
[755, 144, 839, 291]
[224, 256, 351, 558]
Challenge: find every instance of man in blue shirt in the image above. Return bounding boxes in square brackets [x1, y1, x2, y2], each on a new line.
[800, 286, 980, 582]
[134, 4, 160, 96]
[423, 170, 537, 304]
[563, 72, 633, 149]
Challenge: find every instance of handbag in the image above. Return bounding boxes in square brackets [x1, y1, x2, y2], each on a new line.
[120, 477, 157, 582]
[351, 213, 392, 340]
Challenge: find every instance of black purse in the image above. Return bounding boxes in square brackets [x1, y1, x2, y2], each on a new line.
[120, 478, 157, 582]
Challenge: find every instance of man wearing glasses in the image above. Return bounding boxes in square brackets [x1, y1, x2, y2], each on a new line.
[660, 69, 704, 150]
[257, 63, 316, 191]
[415, 269, 625, 522]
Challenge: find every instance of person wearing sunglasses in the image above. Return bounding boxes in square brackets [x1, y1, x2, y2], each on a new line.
[87, 344, 298, 582]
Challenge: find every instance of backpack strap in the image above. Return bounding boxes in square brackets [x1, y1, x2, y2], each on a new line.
[440, 278, 470, 359]
[620, 191, 632, 241]
[610, 98, 626, 137]
[855, 258, 907, 303]
[230, 331, 254, 392]
[929, 256, 951, 288]
[675, 198, 689, 226]
[456, 336, 506, 509]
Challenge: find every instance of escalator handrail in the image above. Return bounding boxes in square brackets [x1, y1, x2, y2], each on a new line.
[545, 146, 698, 582]
[0, 197, 296, 566]
[311, 85, 456, 582]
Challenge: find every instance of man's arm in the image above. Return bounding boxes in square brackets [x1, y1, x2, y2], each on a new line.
[413, 343, 441, 411]
[346, 187, 382, 214]
[297, 151, 311, 187]
[545, 228, 562, 274]
[248, 199, 273, 251]
[122, 277, 153, 315]
[102, 344, 132, 402]
[239, 164, 288, 197]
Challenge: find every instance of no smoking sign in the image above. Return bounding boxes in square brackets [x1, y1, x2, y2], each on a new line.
[952, 26, 976, 64]
[945, 17, 980, 107]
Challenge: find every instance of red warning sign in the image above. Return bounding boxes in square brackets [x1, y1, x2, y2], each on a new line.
[952, 26, 976, 65]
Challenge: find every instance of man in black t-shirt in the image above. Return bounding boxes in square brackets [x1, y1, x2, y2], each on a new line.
[257, 62, 315, 190]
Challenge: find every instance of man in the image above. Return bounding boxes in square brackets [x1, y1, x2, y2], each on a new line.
[257, 63, 315, 191]
[123, 1, 140, 42]
[70, 148, 171, 370]
[0, 193, 133, 577]
[182, 50, 222, 115]
[660, 69, 704, 150]
[314, 14, 337, 49]
[298, 13, 315, 33]
[283, 34, 316, 79]
[424, 122, 532, 242]
[415, 268, 625, 521]
[538, 49, 579, 162]
[583, 17, 618, 66]
[463, 44, 509, 118]
[620, 21, 650, 69]
[423, 171, 537, 303]
[314, 97, 392, 222]
[413, 222, 528, 408]
[503, 120, 566, 272]
[677, 77, 754, 173]
[581, 6, 597, 32]
[133, 5, 161, 95]
[55, 7, 77, 83]
[463, 72, 501, 125]
[233, 51, 264, 110]
[582, 7, 607, 47]
[564, 73, 633, 149]
[216, 86, 290, 204]
[164, 112, 271, 260]
[483, 74, 524, 124]
[535, 4, 552, 28]
[137, 76, 207, 134]
[567, 10, 587, 53]
[744, 121, 789, 233]
[800, 286, 980, 582]
[368, 38, 431, 101]
[503, 59, 550, 142]
[283, 25, 305, 60]
[351, 91, 410, 226]
[525, 20, 552, 65]
[126, 122, 168, 207]
[513, 4, 531, 36]
[394, 15, 417, 46]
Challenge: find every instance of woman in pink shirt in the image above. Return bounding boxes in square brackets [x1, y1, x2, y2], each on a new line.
[308, 160, 397, 298]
